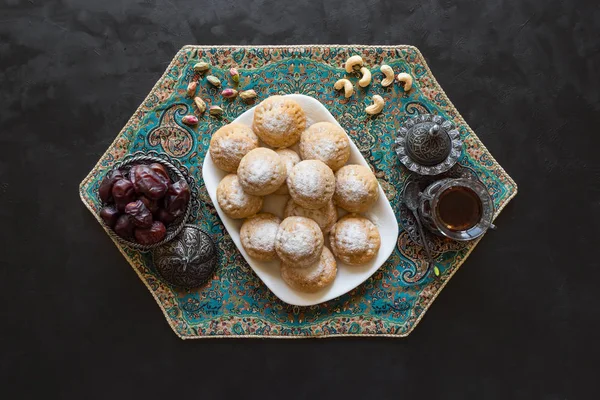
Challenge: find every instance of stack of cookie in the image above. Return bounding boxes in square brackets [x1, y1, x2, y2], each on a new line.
[211, 95, 381, 293]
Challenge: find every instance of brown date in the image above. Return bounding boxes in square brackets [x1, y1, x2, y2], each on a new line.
[138, 195, 159, 214]
[131, 165, 168, 200]
[115, 200, 128, 212]
[128, 164, 140, 184]
[98, 169, 123, 203]
[156, 208, 177, 224]
[134, 221, 166, 245]
[114, 214, 134, 239]
[100, 206, 120, 228]
[112, 179, 135, 207]
[125, 200, 153, 228]
[164, 178, 190, 217]
[149, 163, 170, 183]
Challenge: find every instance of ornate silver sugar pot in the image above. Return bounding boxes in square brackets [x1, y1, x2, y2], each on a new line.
[395, 114, 463, 176]
[152, 225, 218, 288]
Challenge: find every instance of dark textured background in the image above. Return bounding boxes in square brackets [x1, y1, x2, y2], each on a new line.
[1, 0, 599, 398]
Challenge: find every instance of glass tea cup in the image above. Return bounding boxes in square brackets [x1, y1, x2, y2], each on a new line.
[418, 178, 495, 241]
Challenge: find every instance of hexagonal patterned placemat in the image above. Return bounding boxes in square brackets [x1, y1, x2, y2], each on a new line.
[79, 45, 517, 339]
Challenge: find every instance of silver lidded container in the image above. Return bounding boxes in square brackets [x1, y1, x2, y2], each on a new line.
[395, 114, 463, 176]
[152, 225, 218, 289]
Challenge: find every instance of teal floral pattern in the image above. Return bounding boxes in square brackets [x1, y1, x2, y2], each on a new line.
[79, 45, 517, 338]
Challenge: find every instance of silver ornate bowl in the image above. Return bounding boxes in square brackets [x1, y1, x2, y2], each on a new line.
[395, 114, 462, 176]
[97, 151, 198, 251]
[152, 225, 218, 289]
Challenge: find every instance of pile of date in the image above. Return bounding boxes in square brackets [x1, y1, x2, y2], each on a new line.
[98, 162, 190, 245]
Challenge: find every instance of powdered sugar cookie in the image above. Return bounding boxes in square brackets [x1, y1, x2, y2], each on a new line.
[333, 164, 379, 213]
[281, 247, 337, 293]
[237, 148, 286, 196]
[252, 96, 306, 148]
[284, 198, 338, 234]
[287, 160, 335, 210]
[209, 123, 259, 173]
[216, 174, 263, 219]
[240, 213, 281, 261]
[329, 215, 381, 265]
[275, 216, 324, 268]
[299, 122, 350, 171]
[273, 148, 301, 195]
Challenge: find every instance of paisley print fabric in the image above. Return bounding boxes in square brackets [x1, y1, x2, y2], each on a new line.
[79, 45, 517, 338]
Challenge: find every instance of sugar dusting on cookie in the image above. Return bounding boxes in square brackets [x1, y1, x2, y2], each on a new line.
[210, 124, 259, 172]
[287, 254, 326, 280]
[312, 139, 338, 159]
[248, 221, 279, 251]
[279, 225, 316, 257]
[330, 216, 381, 265]
[334, 165, 379, 213]
[262, 111, 293, 134]
[280, 247, 337, 292]
[292, 162, 322, 196]
[228, 178, 253, 207]
[246, 157, 275, 184]
[216, 174, 263, 219]
[288, 160, 335, 209]
[276, 217, 324, 266]
[336, 221, 371, 252]
[284, 198, 337, 233]
[253, 96, 305, 148]
[238, 148, 286, 195]
[300, 122, 350, 171]
[337, 176, 368, 202]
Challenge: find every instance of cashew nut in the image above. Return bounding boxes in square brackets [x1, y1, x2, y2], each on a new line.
[334, 78, 354, 98]
[380, 64, 395, 87]
[396, 72, 413, 91]
[365, 95, 384, 115]
[358, 67, 371, 87]
[344, 55, 364, 73]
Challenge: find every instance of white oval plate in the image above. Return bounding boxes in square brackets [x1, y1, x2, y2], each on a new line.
[202, 94, 399, 306]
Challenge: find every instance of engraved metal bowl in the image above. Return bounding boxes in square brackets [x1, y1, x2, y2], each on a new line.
[395, 114, 462, 176]
[152, 225, 218, 289]
[96, 151, 199, 251]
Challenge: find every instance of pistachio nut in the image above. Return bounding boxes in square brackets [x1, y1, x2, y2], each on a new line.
[239, 89, 257, 102]
[194, 97, 206, 114]
[206, 75, 221, 87]
[186, 81, 197, 97]
[181, 115, 199, 125]
[193, 62, 210, 73]
[229, 67, 240, 83]
[221, 88, 238, 99]
[209, 105, 223, 117]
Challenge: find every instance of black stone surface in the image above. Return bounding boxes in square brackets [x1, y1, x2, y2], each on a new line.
[1, 0, 598, 398]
